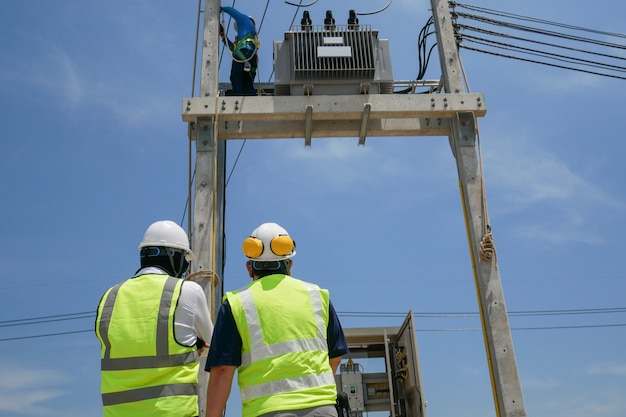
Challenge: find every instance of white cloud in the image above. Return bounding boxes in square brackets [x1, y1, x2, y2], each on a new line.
[34, 45, 85, 109]
[291, 138, 366, 161]
[481, 128, 624, 243]
[484, 137, 617, 208]
[529, 70, 603, 93]
[284, 140, 387, 188]
[513, 223, 604, 245]
[561, 388, 626, 417]
[521, 374, 560, 389]
[588, 361, 626, 376]
[0, 362, 70, 417]
[284, 138, 452, 190]
[11, 30, 173, 127]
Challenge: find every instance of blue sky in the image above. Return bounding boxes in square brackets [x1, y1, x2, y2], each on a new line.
[1, 1, 625, 417]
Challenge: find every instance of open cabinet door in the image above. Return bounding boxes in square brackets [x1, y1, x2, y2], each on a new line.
[394, 310, 427, 417]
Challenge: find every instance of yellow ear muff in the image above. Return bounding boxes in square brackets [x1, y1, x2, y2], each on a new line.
[242, 236, 264, 258]
[270, 235, 295, 256]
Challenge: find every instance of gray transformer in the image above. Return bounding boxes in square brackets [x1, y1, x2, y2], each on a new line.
[273, 25, 394, 96]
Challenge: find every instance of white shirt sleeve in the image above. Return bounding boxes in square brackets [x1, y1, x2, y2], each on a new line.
[174, 280, 214, 346]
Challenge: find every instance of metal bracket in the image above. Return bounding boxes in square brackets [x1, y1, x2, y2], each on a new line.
[187, 122, 197, 141]
[456, 111, 477, 147]
[196, 120, 215, 151]
[358, 103, 372, 146]
[304, 105, 313, 147]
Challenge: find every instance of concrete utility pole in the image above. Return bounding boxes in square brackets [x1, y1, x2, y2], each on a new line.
[430, 0, 527, 415]
[191, 0, 225, 319]
[188, 1, 224, 416]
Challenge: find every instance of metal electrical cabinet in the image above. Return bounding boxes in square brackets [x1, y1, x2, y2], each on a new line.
[336, 311, 426, 417]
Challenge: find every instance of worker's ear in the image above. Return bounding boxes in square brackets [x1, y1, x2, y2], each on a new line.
[246, 261, 254, 278]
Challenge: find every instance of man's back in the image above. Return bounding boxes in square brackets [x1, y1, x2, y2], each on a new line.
[225, 274, 337, 417]
[96, 274, 200, 416]
[205, 222, 348, 417]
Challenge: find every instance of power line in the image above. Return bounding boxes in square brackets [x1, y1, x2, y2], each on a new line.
[450, 2, 626, 81]
[3, 322, 625, 342]
[2, 307, 624, 326]
[3, 307, 624, 326]
[3, 307, 626, 342]
[340, 307, 626, 318]
[452, 2, 626, 39]
[0, 329, 92, 342]
[458, 24, 626, 63]
[0, 312, 93, 328]
[413, 323, 626, 332]
[460, 46, 626, 81]
[455, 11, 626, 50]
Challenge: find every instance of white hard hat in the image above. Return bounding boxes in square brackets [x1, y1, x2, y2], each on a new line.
[242, 222, 296, 261]
[139, 220, 195, 261]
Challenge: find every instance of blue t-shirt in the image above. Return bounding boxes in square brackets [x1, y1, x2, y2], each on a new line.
[206, 298, 349, 369]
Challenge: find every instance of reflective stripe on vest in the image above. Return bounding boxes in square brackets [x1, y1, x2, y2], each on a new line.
[96, 275, 199, 415]
[241, 371, 336, 402]
[240, 281, 326, 366]
[101, 383, 198, 407]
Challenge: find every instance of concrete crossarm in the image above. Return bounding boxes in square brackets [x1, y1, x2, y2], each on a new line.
[182, 93, 486, 122]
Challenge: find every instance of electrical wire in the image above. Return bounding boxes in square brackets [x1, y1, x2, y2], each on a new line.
[0, 311, 94, 327]
[339, 307, 626, 318]
[459, 46, 626, 81]
[3, 323, 625, 342]
[452, 2, 626, 40]
[353, 0, 393, 16]
[459, 24, 626, 63]
[417, 17, 437, 81]
[225, 140, 246, 187]
[285, 0, 318, 9]
[1, 329, 92, 342]
[394, 16, 438, 94]
[3, 307, 626, 342]
[284, 0, 319, 8]
[462, 36, 626, 73]
[412, 323, 626, 333]
[456, 12, 626, 50]
[450, 3, 626, 81]
[3, 307, 624, 326]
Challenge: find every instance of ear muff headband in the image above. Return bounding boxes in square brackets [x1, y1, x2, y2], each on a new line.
[270, 235, 295, 256]
[242, 236, 264, 259]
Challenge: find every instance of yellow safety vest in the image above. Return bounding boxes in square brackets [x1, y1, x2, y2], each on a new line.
[95, 274, 199, 417]
[225, 274, 338, 417]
